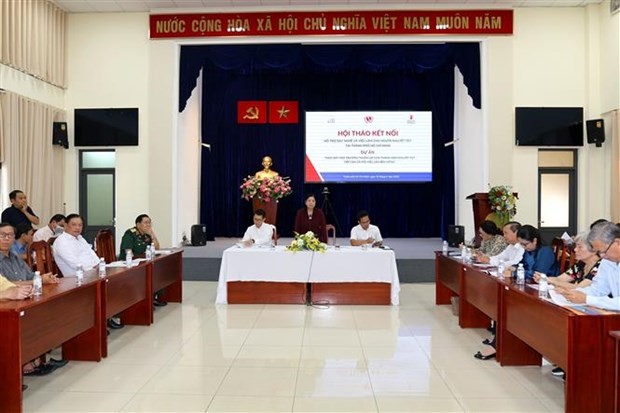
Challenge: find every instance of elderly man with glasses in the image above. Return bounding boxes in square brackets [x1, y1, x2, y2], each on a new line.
[559, 221, 620, 310]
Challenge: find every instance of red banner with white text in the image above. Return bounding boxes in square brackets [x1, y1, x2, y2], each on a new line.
[150, 10, 513, 39]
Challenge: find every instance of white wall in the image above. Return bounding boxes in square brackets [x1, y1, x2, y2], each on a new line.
[485, 6, 611, 232]
[176, 70, 202, 243]
[65, 12, 151, 247]
[454, 69, 484, 241]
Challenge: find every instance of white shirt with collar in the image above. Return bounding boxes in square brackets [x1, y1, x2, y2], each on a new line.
[577, 259, 620, 311]
[489, 243, 525, 267]
[242, 223, 275, 247]
[350, 224, 382, 242]
[33, 225, 54, 242]
[52, 232, 100, 276]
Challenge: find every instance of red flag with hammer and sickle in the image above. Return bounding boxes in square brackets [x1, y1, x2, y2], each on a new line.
[237, 101, 267, 124]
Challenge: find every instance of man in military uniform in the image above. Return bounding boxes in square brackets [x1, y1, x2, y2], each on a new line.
[119, 214, 166, 306]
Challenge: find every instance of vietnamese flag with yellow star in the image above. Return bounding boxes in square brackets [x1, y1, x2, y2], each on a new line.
[268, 101, 299, 124]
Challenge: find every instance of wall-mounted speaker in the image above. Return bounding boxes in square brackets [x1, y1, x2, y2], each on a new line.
[53, 122, 69, 149]
[586, 119, 605, 148]
[191, 224, 207, 246]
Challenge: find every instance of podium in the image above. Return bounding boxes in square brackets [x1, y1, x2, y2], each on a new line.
[466, 193, 492, 243]
[252, 198, 278, 227]
[466, 192, 517, 245]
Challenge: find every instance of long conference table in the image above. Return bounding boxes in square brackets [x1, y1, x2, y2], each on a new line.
[0, 249, 183, 413]
[435, 252, 620, 413]
[216, 245, 400, 305]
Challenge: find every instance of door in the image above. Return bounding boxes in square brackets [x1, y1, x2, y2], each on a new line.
[79, 150, 116, 244]
[538, 150, 577, 244]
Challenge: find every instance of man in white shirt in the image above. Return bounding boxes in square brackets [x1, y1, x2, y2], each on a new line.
[242, 209, 275, 247]
[560, 221, 620, 310]
[350, 210, 382, 247]
[52, 213, 100, 276]
[476, 221, 524, 267]
[33, 214, 65, 242]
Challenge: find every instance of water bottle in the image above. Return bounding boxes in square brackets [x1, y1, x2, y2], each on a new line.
[538, 274, 548, 299]
[33, 271, 42, 297]
[145, 244, 153, 261]
[442, 240, 448, 255]
[496, 259, 505, 278]
[98, 257, 106, 278]
[76, 264, 84, 286]
[461, 244, 467, 260]
[516, 263, 525, 285]
[126, 250, 133, 267]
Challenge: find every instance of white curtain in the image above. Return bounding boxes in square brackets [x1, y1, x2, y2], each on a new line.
[0, 0, 66, 87]
[0, 91, 65, 227]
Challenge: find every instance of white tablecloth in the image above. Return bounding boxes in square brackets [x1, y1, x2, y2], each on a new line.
[216, 245, 400, 305]
[216, 246, 313, 304]
[309, 247, 400, 305]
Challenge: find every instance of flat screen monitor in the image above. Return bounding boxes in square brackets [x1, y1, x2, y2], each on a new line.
[305, 111, 433, 183]
[74, 108, 139, 147]
[515, 107, 583, 147]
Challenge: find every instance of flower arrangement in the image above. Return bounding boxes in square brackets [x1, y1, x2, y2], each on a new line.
[240, 175, 292, 203]
[286, 231, 327, 253]
[488, 185, 517, 227]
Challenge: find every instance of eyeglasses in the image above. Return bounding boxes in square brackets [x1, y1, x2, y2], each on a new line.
[0, 233, 15, 239]
[596, 240, 615, 258]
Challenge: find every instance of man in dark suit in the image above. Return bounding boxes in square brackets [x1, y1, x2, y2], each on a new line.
[1, 190, 40, 227]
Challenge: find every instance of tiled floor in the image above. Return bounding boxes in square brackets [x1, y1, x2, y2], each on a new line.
[23, 282, 565, 412]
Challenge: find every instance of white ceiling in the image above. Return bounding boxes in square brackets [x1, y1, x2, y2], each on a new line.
[51, 0, 603, 14]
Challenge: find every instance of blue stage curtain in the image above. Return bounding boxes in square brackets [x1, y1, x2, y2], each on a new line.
[179, 43, 481, 239]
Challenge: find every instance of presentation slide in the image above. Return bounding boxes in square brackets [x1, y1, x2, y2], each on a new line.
[305, 111, 433, 183]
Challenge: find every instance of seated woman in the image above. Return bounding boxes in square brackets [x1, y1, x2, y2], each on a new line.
[532, 231, 600, 379]
[533, 232, 600, 289]
[294, 193, 327, 243]
[474, 224, 559, 361]
[475, 220, 508, 257]
[517, 224, 559, 280]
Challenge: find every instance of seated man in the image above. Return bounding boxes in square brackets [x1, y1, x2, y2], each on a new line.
[119, 214, 166, 307]
[53, 214, 123, 330]
[0, 223, 58, 284]
[11, 223, 34, 260]
[52, 214, 100, 276]
[350, 210, 382, 247]
[33, 214, 66, 242]
[119, 214, 160, 259]
[241, 209, 274, 247]
[1, 190, 40, 227]
[559, 221, 620, 310]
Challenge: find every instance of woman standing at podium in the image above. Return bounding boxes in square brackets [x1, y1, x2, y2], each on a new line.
[294, 194, 327, 243]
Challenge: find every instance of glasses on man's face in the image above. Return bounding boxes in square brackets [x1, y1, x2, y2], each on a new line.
[0, 232, 15, 240]
[596, 240, 615, 258]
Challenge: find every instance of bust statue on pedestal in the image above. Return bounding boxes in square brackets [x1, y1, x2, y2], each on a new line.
[255, 156, 279, 180]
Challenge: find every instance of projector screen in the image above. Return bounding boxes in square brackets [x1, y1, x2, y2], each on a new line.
[305, 111, 433, 183]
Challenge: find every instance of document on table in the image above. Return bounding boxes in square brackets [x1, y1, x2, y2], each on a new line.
[106, 259, 145, 268]
[548, 289, 579, 307]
